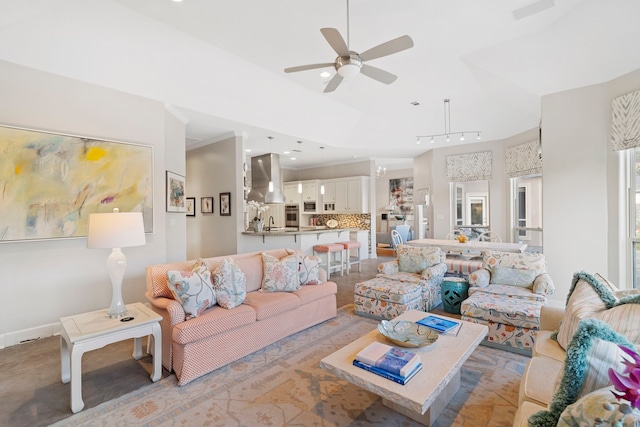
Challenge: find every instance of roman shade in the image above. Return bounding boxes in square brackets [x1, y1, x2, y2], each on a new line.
[505, 140, 542, 178]
[446, 151, 492, 182]
[611, 89, 640, 151]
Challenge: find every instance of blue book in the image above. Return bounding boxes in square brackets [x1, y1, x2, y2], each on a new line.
[353, 359, 422, 385]
[416, 315, 459, 333]
[355, 342, 421, 377]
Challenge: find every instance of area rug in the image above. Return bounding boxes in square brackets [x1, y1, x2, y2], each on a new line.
[51, 306, 529, 427]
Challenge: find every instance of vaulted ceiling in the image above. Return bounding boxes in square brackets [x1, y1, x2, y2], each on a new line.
[2, 0, 639, 170]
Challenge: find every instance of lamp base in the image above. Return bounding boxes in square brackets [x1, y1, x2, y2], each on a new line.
[106, 248, 128, 319]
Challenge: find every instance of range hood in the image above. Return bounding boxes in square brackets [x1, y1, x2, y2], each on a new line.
[246, 153, 285, 204]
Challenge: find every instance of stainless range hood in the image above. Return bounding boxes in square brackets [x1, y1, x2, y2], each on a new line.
[246, 153, 285, 204]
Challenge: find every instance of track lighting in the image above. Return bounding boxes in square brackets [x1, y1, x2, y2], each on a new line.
[415, 99, 482, 144]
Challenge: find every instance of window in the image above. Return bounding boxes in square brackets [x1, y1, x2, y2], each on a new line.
[630, 149, 640, 288]
[510, 175, 542, 252]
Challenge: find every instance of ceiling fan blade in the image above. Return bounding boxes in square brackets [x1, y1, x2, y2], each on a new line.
[359, 35, 414, 62]
[284, 63, 335, 73]
[324, 74, 343, 93]
[360, 64, 397, 85]
[320, 28, 349, 57]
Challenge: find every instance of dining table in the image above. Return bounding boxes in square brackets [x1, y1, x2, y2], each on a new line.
[406, 238, 528, 253]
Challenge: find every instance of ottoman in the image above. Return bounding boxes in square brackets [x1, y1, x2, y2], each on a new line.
[354, 277, 422, 320]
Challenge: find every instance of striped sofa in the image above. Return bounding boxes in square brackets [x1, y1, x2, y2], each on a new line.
[145, 248, 337, 385]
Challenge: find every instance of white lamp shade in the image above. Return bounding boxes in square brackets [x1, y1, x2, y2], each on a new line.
[87, 211, 145, 249]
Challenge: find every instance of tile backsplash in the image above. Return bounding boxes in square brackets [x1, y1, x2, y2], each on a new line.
[316, 214, 371, 230]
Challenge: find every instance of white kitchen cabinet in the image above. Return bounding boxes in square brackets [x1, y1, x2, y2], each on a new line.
[333, 176, 369, 213]
[283, 183, 300, 204]
[301, 181, 318, 202]
[322, 181, 336, 213]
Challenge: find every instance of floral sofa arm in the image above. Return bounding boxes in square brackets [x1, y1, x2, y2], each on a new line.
[468, 268, 490, 288]
[533, 273, 555, 296]
[378, 260, 399, 275]
[421, 263, 447, 285]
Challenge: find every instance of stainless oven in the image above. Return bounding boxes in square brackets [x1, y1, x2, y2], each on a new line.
[285, 204, 299, 227]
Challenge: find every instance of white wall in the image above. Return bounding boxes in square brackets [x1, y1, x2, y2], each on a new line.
[375, 168, 413, 232]
[0, 60, 185, 346]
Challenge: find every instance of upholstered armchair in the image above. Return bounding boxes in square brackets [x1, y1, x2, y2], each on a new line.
[460, 250, 554, 354]
[377, 245, 447, 311]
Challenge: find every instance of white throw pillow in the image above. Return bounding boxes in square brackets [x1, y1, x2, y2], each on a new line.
[166, 269, 216, 319]
[261, 253, 300, 292]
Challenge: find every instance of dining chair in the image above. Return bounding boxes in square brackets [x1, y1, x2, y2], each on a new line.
[391, 229, 403, 248]
[478, 231, 502, 242]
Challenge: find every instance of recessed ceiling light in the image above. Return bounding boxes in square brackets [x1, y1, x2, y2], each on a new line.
[245, 149, 252, 152]
[410, 101, 420, 106]
[283, 151, 290, 154]
[320, 71, 331, 78]
[290, 157, 296, 160]
[172, 0, 183, 2]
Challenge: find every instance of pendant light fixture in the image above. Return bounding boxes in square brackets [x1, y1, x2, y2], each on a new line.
[415, 99, 482, 144]
[320, 147, 326, 195]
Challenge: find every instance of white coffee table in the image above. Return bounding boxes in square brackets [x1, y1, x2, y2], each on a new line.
[60, 302, 162, 413]
[320, 310, 488, 426]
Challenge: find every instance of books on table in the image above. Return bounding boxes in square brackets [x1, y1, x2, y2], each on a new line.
[352, 359, 422, 385]
[416, 315, 460, 333]
[353, 342, 422, 384]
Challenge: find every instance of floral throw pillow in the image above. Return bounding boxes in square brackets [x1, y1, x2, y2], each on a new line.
[261, 253, 300, 292]
[166, 269, 216, 320]
[211, 258, 246, 309]
[298, 255, 322, 285]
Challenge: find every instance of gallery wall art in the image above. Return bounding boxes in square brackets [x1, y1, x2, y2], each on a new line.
[389, 177, 414, 215]
[0, 125, 153, 242]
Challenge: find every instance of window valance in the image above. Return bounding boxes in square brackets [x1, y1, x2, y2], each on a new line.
[505, 140, 542, 178]
[611, 89, 640, 151]
[446, 151, 492, 182]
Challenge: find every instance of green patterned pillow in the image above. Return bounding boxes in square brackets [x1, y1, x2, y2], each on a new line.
[398, 253, 428, 274]
[211, 258, 246, 309]
[490, 265, 537, 288]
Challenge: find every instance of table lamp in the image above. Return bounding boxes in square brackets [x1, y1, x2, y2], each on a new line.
[87, 208, 146, 318]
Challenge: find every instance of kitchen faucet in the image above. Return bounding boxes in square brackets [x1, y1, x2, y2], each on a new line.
[267, 215, 275, 231]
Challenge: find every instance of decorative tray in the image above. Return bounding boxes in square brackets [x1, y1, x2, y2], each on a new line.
[326, 219, 338, 228]
[377, 320, 439, 348]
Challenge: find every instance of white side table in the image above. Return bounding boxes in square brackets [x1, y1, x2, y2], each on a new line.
[60, 302, 162, 413]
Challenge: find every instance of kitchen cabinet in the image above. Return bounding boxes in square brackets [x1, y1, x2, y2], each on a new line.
[322, 176, 370, 214]
[283, 183, 300, 204]
[301, 181, 319, 202]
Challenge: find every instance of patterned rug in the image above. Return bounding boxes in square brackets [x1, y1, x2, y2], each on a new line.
[51, 306, 529, 427]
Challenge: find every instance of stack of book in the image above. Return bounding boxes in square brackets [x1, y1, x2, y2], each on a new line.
[353, 342, 422, 385]
[416, 315, 460, 333]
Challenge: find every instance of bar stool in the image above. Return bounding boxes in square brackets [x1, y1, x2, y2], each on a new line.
[313, 244, 345, 278]
[337, 241, 361, 274]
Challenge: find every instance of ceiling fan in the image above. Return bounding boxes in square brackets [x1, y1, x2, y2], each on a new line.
[284, 0, 414, 93]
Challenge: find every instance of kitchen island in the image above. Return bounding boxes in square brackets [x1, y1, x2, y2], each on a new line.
[237, 227, 369, 258]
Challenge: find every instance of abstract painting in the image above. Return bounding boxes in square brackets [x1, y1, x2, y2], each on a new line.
[166, 171, 186, 213]
[389, 177, 414, 215]
[0, 125, 153, 242]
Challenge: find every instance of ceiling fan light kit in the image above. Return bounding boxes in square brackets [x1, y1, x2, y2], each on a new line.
[416, 99, 482, 145]
[283, 0, 413, 93]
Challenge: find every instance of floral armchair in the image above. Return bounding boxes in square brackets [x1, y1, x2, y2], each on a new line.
[377, 245, 447, 311]
[460, 250, 554, 354]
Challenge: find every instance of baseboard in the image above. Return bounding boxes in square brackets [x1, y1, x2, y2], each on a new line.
[1, 322, 61, 349]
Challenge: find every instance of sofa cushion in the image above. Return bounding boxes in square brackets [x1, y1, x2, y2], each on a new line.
[528, 319, 635, 427]
[261, 253, 300, 292]
[398, 253, 428, 274]
[243, 290, 300, 321]
[172, 304, 256, 345]
[468, 284, 546, 302]
[558, 386, 640, 427]
[518, 356, 564, 407]
[491, 265, 537, 288]
[211, 258, 247, 309]
[533, 330, 566, 362]
[166, 269, 216, 320]
[556, 271, 640, 350]
[354, 277, 422, 304]
[293, 281, 337, 306]
[396, 245, 443, 267]
[482, 250, 547, 277]
[461, 291, 544, 329]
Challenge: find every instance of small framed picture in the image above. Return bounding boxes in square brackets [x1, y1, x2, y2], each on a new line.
[220, 192, 231, 216]
[201, 196, 213, 214]
[166, 170, 186, 213]
[186, 197, 195, 217]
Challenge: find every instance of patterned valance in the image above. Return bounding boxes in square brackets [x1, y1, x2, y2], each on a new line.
[505, 140, 542, 178]
[446, 151, 492, 182]
[611, 89, 640, 151]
